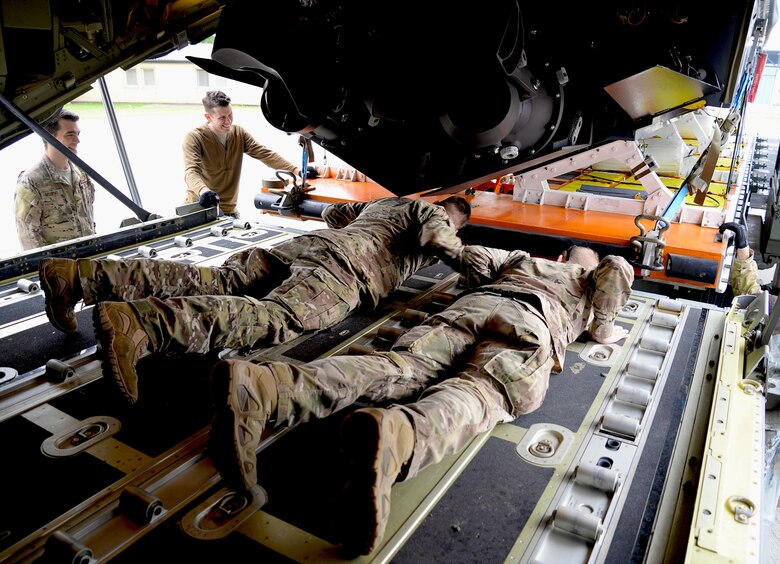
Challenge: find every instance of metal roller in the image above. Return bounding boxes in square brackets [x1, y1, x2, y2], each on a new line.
[120, 486, 165, 525]
[137, 245, 157, 258]
[601, 412, 641, 439]
[574, 462, 621, 493]
[233, 219, 253, 229]
[262, 177, 286, 190]
[431, 292, 455, 305]
[657, 299, 683, 313]
[376, 325, 405, 342]
[650, 311, 679, 328]
[552, 506, 603, 541]
[45, 359, 75, 382]
[626, 355, 660, 380]
[615, 383, 652, 406]
[639, 334, 670, 353]
[348, 344, 375, 355]
[174, 235, 193, 247]
[210, 226, 229, 237]
[16, 278, 39, 293]
[401, 308, 428, 326]
[44, 530, 93, 564]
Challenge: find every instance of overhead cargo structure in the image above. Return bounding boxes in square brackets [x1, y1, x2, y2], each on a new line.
[0, 0, 224, 150]
[214, 0, 777, 299]
[195, 0, 772, 196]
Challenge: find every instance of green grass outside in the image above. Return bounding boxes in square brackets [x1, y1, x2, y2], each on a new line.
[68, 101, 261, 117]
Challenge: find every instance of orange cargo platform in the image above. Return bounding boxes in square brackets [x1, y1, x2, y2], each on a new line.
[266, 177, 732, 291]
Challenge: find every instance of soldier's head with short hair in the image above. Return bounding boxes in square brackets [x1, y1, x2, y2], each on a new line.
[41, 108, 80, 147]
[437, 196, 471, 230]
[561, 245, 599, 269]
[202, 90, 231, 113]
[202, 90, 234, 135]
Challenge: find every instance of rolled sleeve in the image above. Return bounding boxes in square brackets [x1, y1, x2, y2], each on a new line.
[419, 208, 466, 267]
[460, 245, 524, 287]
[589, 255, 634, 340]
[323, 201, 369, 228]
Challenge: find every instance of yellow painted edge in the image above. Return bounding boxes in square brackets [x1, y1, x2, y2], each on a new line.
[684, 308, 764, 563]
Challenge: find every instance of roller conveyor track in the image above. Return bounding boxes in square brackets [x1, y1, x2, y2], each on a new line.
[0, 223, 738, 563]
[95, 282, 718, 564]
[0, 220, 298, 416]
[0, 230, 469, 562]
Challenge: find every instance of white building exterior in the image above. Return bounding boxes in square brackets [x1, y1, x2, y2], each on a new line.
[75, 42, 265, 106]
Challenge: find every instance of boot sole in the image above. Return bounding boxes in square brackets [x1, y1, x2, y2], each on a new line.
[340, 410, 388, 556]
[39, 259, 78, 333]
[93, 304, 136, 405]
[208, 360, 256, 491]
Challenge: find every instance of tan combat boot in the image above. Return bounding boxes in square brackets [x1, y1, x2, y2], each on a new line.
[39, 258, 83, 332]
[93, 302, 152, 405]
[340, 407, 415, 556]
[208, 359, 278, 491]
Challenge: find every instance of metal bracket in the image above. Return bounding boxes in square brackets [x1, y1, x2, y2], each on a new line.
[41, 416, 122, 457]
[268, 170, 316, 216]
[726, 495, 756, 524]
[180, 486, 267, 540]
[0, 367, 17, 385]
[736, 291, 775, 377]
[629, 214, 669, 272]
[514, 139, 674, 218]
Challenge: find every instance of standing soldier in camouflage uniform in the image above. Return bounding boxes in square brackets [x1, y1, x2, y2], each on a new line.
[182, 90, 299, 218]
[206, 245, 634, 555]
[14, 108, 96, 251]
[38, 196, 472, 404]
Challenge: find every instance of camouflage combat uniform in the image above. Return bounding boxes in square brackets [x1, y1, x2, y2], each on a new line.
[14, 156, 95, 250]
[248, 247, 634, 481]
[77, 197, 469, 352]
[730, 248, 761, 295]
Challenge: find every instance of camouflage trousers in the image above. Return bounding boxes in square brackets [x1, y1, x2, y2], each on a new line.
[261, 292, 554, 480]
[77, 237, 363, 352]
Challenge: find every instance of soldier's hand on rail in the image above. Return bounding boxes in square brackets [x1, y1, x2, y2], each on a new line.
[718, 222, 748, 249]
[198, 190, 220, 208]
[592, 325, 630, 344]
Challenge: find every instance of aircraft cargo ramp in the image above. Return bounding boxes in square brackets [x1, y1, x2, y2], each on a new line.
[0, 216, 768, 563]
